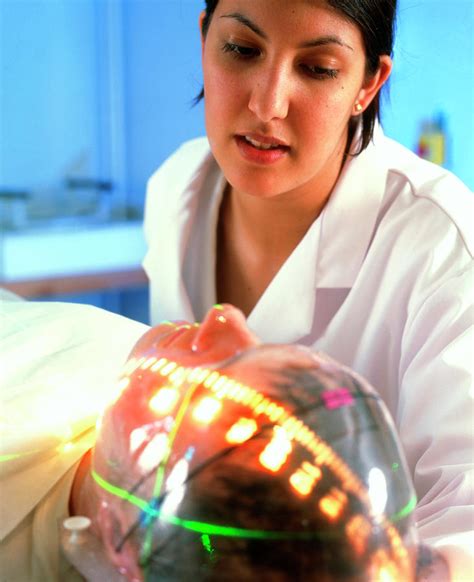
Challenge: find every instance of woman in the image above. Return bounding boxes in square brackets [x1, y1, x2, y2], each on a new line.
[143, 1, 473, 580]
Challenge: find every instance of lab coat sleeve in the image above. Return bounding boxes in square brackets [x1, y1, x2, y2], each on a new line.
[398, 260, 474, 580]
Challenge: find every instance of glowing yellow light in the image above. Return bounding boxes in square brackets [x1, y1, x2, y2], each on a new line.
[151, 357, 168, 372]
[289, 469, 314, 496]
[149, 387, 180, 415]
[266, 403, 285, 423]
[138, 433, 169, 472]
[226, 380, 240, 398]
[122, 356, 147, 376]
[286, 419, 303, 438]
[254, 398, 272, 415]
[346, 514, 371, 556]
[141, 357, 157, 370]
[169, 366, 188, 385]
[161, 361, 177, 376]
[192, 397, 222, 424]
[259, 427, 292, 472]
[188, 367, 210, 384]
[204, 371, 220, 388]
[297, 427, 314, 446]
[314, 446, 332, 465]
[302, 461, 322, 480]
[242, 388, 256, 405]
[216, 379, 236, 399]
[231, 383, 247, 402]
[289, 461, 322, 496]
[217, 315, 226, 323]
[212, 375, 229, 392]
[250, 393, 264, 409]
[371, 550, 399, 582]
[226, 418, 258, 444]
[319, 488, 347, 521]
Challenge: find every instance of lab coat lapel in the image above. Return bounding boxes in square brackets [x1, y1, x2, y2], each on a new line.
[151, 197, 195, 323]
[316, 126, 388, 288]
[147, 153, 220, 324]
[247, 126, 388, 344]
[247, 219, 321, 344]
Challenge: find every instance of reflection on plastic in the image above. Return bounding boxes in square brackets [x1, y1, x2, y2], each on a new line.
[88, 350, 419, 580]
[60, 516, 128, 582]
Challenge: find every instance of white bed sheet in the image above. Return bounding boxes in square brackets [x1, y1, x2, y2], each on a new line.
[0, 291, 148, 580]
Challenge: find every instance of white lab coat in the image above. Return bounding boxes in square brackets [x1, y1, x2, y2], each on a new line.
[144, 125, 474, 579]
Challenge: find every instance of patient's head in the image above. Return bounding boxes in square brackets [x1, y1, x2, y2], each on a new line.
[91, 305, 417, 581]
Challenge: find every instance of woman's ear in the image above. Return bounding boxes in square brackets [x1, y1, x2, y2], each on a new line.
[355, 55, 392, 113]
[199, 10, 206, 53]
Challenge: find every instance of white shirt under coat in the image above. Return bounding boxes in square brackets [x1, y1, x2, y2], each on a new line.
[143, 125, 474, 579]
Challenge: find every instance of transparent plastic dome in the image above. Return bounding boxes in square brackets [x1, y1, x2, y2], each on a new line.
[89, 326, 418, 581]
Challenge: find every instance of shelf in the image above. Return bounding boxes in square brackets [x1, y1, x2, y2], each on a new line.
[1, 267, 148, 298]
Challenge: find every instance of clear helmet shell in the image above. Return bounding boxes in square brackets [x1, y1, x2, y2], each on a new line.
[90, 345, 418, 581]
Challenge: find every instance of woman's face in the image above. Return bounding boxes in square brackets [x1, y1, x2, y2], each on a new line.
[201, 0, 382, 202]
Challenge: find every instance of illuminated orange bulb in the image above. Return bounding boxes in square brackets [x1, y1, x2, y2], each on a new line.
[149, 387, 180, 415]
[259, 427, 292, 472]
[226, 418, 258, 444]
[346, 514, 371, 556]
[371, 550, 399, 582]
[192, 397, 222, 424]
[289, 462, 322, 496]
[319, 488, 347, 521]
[289, 470, 314, 496]
[141, 357, 157, 370]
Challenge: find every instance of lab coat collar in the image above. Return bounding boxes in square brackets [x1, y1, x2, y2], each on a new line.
[248, 123, 389, 342]
[316, 123, 389, 288]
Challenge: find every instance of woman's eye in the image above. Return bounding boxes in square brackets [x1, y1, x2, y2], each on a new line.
[302, 64, 339, 80]
[222, 42, 260, 59]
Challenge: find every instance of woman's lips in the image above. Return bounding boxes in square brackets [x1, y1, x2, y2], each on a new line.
[235, 135, 290, 165]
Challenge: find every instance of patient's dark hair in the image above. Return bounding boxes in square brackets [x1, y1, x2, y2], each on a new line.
[198, 0, 397, 154]
[105, 364, 415, 581]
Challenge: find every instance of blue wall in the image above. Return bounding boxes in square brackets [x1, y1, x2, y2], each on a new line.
[0, 1, 101, 189]
[123, 0, 205, 210]
[382, 0, 474, 187]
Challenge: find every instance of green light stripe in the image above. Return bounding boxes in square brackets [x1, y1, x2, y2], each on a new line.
[0, 449, 42, 463]
[163, 514, 330, 540]
[142, 382, 200, 562]
[92, 469, 335, 541]
[390, 494, 417, 522]
[92, 470, 158, 516]
[92, 470, 417, 544]
[0, 452, 27, 462]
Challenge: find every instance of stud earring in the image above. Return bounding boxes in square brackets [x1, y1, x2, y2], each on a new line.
[355, 102, 363, 113]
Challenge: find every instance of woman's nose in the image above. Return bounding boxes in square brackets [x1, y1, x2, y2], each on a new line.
[248, 64, 291, 122]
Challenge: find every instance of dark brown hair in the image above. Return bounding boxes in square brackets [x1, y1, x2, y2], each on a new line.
[198, 0, 397, 154]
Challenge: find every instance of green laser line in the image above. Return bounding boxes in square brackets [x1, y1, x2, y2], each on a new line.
[92, 469, 417, 542]
[390, 494, 417, 523]
[141, 382, 200, 565]
[0, 448, 44, 463]
[92, 470, 157, 515]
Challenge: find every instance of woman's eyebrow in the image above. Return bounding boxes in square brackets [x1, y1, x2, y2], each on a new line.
[220, 12, 267, 39]
[300, 35, 353, 51]
[219, 12, 353, 52]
